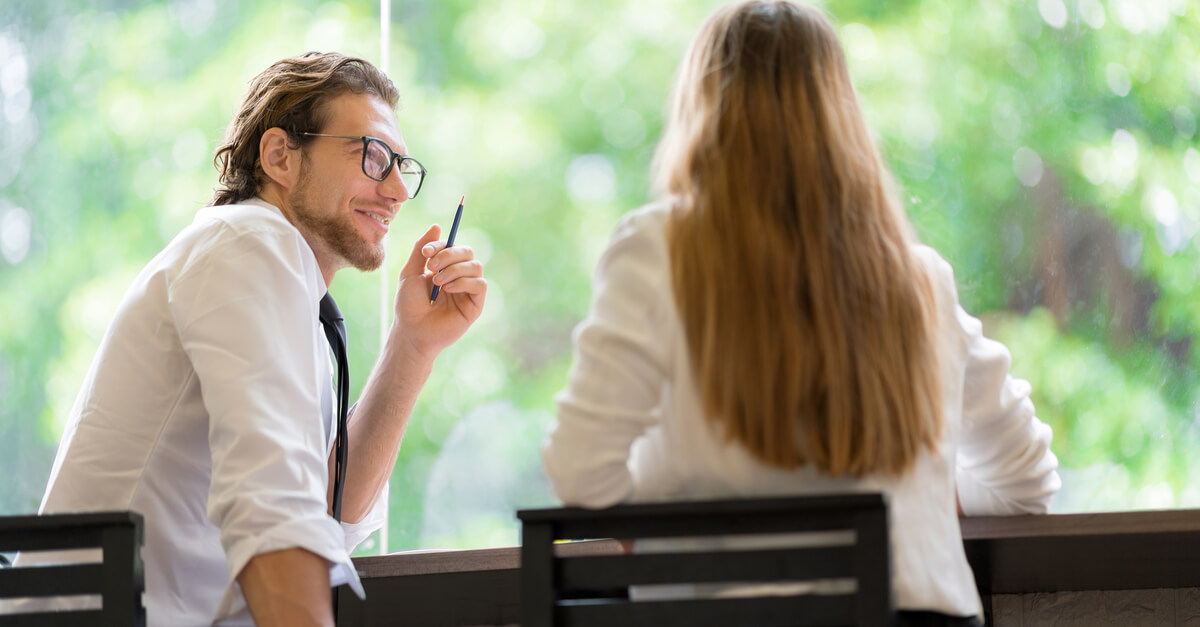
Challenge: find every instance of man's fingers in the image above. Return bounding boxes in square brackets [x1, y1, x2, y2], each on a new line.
[402, 224, 442, 277]
[428, 246, 478, 272]
[430, 260, 485, 287]
[436, 276, 488, 300]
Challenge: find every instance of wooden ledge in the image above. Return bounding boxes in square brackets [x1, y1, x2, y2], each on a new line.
[960, 508, 1200, 539]
[351, 510, 1200, 593]
[352, 539, 626, 579]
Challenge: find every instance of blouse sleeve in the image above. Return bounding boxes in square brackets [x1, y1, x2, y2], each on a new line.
[954, 305, 1062, 516]
[543, 209, 674, 509]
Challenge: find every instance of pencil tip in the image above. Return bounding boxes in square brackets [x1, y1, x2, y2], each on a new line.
[459, 194, 465, 205]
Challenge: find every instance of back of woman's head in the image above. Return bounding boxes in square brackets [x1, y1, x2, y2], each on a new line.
[655, 1, 943, 477]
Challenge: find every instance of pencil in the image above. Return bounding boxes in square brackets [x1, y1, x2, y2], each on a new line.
[430, 194, 465, 304]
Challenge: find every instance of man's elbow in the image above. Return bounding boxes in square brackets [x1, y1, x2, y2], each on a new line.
[238, 548, 334, 627]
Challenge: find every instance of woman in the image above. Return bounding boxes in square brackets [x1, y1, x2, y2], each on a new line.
[542, 1, 1060, 624]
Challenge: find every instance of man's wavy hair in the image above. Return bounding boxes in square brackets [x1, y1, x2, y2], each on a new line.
[210, 52, 399, 206]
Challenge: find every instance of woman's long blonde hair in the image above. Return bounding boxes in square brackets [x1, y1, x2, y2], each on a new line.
[655, 1, 943, 477]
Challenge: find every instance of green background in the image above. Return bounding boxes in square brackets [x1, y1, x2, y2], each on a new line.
[1, 0, 1197, 552]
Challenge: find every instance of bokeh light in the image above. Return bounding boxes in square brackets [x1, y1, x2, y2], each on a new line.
[1013, 147, 1044, 187]
[1038, 0, 1068, 29]
[0, 205, 30, 265]
[566, 154, 616, 204]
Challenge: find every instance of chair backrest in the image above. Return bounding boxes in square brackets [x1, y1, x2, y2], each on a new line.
[0, 511, 145, 627]
[518, 494, 891, 627]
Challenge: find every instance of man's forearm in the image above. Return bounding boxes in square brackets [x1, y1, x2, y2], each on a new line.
[238, 548, 333, 627]
[328, 227, 486, 523]
[333, 325, 434, 522]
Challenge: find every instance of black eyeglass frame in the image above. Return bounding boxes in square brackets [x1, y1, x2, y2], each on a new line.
[301, 132, 427, 198]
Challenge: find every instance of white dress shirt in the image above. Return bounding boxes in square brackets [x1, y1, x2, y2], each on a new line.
[543, 202, 1061, 618]
[22, 198, 385, 625]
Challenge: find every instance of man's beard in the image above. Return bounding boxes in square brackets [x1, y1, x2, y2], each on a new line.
[288, 178, 384, 272]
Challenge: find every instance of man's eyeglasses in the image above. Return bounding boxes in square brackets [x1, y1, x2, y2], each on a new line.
[301, 133, 427, 199]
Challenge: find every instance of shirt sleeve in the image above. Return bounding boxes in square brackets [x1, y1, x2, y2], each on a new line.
[167, 223, 363, 598]
[543, 209, 674, 509]
[954, 304, 1063, 516]
[340, 481, 388, 552]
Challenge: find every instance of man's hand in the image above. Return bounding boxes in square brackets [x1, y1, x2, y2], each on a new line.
[393, 224, 487, 360]
[330, 224, 486, 521]
[238, 548, 333, 627]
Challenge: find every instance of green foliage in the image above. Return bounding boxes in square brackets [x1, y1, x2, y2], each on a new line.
[1, 0, 1198, 554]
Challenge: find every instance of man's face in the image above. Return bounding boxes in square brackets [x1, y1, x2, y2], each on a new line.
[288, 92, 410, 272]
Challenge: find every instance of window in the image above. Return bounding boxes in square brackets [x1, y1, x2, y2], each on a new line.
[1, 0, 1196, 553]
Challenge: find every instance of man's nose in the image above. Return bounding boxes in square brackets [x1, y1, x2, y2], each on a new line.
[380, 161, 409, 204]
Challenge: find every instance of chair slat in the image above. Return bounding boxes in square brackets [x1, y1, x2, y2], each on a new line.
[0, 512, 141, 534]
[517, 494, 885, 523]
[520, 521, 557, 627]
[557, 594, 858, 627]
[0, 512, 141, 553]
[853, 509, 892, 626]
[0, 610, 107, 627]
[550, 510, 864, 540]
[560, 546, 856, 590]
[0, 564, 107, 598]
[99, 524, 143, 625]
[0, 529, 110, 553]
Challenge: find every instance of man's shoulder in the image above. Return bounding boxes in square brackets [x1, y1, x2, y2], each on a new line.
[191, 198, 297, 239]
[159, 198, 319, 289]
[174, 199, 308, 261]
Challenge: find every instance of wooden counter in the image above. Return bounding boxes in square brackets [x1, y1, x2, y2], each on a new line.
[960, 509, 1200, 594]
[337, 509, 1200, 626]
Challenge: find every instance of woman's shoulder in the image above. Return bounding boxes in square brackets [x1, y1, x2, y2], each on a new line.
[909, 243, 960, 306]
[611, 200, 674, 240]
[598, 201, 676, 267]
[909, 244, 953, 282]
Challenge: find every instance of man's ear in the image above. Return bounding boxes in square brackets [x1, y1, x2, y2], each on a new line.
[259, 128, 301, 191]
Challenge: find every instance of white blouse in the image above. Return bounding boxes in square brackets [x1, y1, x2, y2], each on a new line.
[543, 202, 1061, 617]
[24, 198, 385, 626]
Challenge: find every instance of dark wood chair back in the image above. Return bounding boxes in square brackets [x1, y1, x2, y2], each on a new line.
[0, 511, 145, 626]
[518, 494, 891, 627]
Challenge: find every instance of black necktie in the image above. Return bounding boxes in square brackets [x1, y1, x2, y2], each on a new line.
[319, 293, 350, 523]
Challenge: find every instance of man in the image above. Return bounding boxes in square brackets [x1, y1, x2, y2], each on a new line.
[27, 52, 486, 625]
